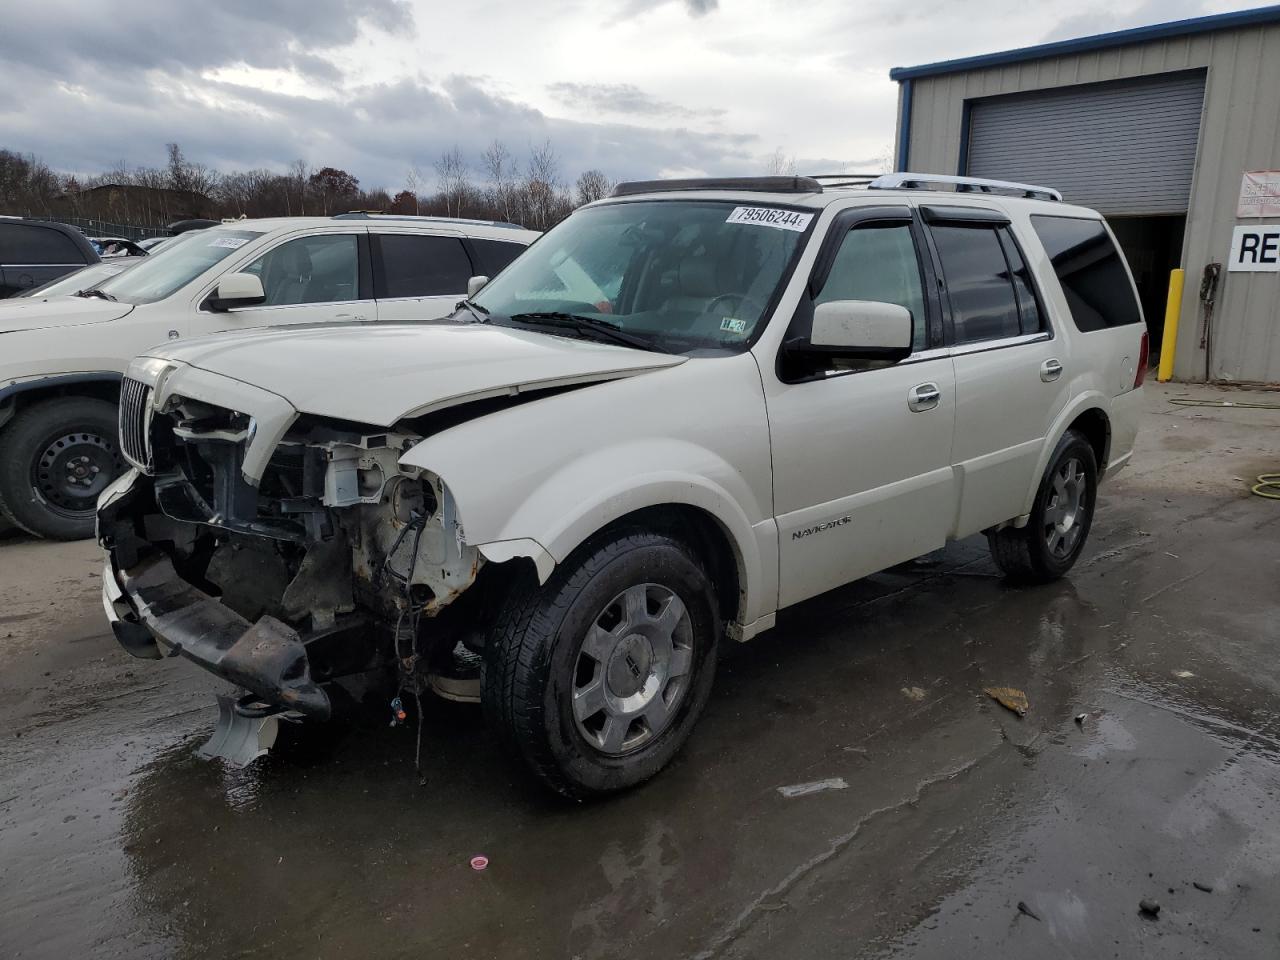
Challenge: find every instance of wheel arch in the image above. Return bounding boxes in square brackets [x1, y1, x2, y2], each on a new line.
[462, 475, 770, 635]
[0, 373, 122, 432]
[1020, 393, 1112, 516]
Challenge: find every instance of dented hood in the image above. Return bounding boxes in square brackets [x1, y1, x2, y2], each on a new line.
[143, 321, 685, 425]
[0, 295, 133, 333]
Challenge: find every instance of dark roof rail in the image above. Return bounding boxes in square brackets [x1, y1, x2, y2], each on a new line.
[610, 176, 824, 197]
[331, 212, 527, 230]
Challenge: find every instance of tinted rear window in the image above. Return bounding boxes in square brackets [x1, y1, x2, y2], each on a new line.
[377, 234, 473, 298]
[0, 224, 88, 264]
[1030, 216, 1142, 331]
[469, 238, 527, 277]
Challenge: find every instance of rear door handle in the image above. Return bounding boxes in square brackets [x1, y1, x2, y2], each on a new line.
[1041, 358, 1063, 382]
[908, 382, 941, 412]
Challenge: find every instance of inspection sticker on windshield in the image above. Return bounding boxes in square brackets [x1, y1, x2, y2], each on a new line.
[720, 317, 747, 335]
[725, 206, 813, 232]
[208, 236, 251, 249]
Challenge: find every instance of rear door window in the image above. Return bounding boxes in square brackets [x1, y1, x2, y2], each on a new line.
[930, 224, 1023, 344]
[0, 224, 88, 265]
[1030, 216, 1142, 331]
[376, 234, 473, 298]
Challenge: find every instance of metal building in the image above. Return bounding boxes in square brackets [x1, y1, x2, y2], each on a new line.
[890, 5, 1280, 384]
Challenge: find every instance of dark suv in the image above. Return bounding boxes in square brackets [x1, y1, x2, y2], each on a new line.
[0, 219, 100, 297]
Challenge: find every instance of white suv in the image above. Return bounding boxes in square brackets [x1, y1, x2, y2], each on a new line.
[98, 174, 1146, 797]
[0, 214, 538, 539]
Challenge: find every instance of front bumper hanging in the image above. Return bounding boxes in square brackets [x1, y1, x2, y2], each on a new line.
[102, 553, 332, 720]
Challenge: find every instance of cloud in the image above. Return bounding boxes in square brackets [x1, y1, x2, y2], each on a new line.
[1041, 0, 1214, 42]
[618, 0, 720, 19]
[0, 57, 757, 190]
[0, 0, 412, 81]
[546, 82, 724, 120]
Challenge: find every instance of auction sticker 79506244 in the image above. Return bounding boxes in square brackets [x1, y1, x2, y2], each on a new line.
[725, 207, 813, 232]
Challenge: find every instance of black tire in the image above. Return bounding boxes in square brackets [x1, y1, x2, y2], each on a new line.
[987, 429, 1098, 584]
[482, 530, 720, 799]
[0, 397, 125, 540]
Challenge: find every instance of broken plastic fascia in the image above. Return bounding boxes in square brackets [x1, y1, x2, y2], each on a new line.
[476, 539, 556, 583]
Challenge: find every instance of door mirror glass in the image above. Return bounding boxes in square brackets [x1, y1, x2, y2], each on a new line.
[467, 275, 490, 298]
[807, 299, 913, 360]
[210, 272, 265, 311]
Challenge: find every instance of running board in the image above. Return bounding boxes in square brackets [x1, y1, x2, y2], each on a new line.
[197, 695, 284, 767]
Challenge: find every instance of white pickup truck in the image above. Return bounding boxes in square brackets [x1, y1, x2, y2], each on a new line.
[0, 214, 536, 539]
[98, 174, 1146, 797]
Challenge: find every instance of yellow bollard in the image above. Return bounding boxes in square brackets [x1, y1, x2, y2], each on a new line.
[1157, 268, 1185, 382]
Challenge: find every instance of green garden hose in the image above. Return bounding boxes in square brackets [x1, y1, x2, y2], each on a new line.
[1164, 397, 1280, 499]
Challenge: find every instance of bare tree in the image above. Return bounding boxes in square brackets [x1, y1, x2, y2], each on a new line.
[480, 140, 514, 223]
[764, 147, 798, 176]
[404, 165, 424, 214]
[286, 159, 310, 215]
[575, 169, 613, 205]
[524, 140, 565, 230]
[434, 146, 469, 218]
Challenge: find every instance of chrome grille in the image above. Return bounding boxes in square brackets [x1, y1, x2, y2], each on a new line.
[119, 376, 154, 472]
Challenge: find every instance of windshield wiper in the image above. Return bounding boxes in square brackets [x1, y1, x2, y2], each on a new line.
[505, 312, 668, 353]
[76, 288, 117, 301]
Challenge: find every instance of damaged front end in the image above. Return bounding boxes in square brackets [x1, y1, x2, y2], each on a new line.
[99, 388, 489, 761]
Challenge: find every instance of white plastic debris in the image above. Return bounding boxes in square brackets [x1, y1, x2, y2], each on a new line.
[777, 778, 849, 798]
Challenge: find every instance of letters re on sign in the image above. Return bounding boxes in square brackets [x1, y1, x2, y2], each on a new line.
[1228, 225, 1280, 273]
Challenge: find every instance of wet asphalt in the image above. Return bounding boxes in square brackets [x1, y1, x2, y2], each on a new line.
[1, 383, 1279, 959]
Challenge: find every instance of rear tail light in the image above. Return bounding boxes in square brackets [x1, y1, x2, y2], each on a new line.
[1134, 329, 1149, 388]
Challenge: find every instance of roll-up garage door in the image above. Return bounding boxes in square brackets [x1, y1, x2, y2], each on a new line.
[965, 70, 1206, 215]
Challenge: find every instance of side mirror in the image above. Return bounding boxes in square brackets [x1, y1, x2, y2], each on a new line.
[803, 299, 913, 361]
[467, 275, 490, 298]
[209, 272, 265, 311]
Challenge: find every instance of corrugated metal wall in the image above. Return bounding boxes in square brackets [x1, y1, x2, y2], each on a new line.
[967, 72, 1206, 215]
[904, 23, 1280, 383]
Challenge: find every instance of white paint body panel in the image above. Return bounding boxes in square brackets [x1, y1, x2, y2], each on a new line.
[112, 189, 1145, 636]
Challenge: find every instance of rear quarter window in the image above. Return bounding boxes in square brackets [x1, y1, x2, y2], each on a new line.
[469, 238, 527, 276]
[1030, 216, 1141, 332]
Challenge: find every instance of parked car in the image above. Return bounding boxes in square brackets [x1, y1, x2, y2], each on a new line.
[98, 174, 1146, 797]
[89, 236, 149, 258]
[17, 259, 141, 299]
[0, 218, 100, 298]
[0, 214, 537, 539]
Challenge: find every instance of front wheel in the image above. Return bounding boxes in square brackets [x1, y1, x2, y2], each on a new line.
[987, 429, 1098, 584]
[483, 530, 720, 798]
[0, 397, 125, 540]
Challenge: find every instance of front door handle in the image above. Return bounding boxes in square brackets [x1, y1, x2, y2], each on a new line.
[1041, 358, 1063, 382]
[908, 382, 941, 412]
[335, 313, 368, 321]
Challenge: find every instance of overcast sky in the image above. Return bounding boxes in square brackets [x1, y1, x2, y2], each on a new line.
[0, 0, 1261, 191]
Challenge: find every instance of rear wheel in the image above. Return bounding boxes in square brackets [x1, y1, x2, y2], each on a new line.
[0, 397, 124, 540]
[483, 530, 720, 798]
[987, 429, 1097, 584]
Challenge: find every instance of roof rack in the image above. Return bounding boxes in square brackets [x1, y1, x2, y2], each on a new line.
[611, 176, 824, 197]
[867, 172, 1062, 201]
[807, 172, 885, 188]
[331, 212, 527, 230]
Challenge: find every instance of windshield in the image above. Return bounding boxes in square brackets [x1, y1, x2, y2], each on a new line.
[95, 227, 264, 304]
[18, 261, 133, 298]
[470, 200, 812, 353]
